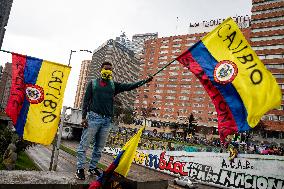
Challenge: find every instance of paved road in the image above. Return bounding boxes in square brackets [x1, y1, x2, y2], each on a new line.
[26, 140, 219, 189]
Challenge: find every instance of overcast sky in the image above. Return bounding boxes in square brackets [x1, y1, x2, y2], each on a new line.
[0, 0, 252, 107]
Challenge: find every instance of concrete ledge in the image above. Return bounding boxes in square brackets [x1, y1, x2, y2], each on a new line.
[0, 171, 168, 189]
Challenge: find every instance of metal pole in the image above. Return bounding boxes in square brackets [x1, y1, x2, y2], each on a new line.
[68, 50, 75, 66]
[52, 106, 67, 171]
[49, 137, 57, 171]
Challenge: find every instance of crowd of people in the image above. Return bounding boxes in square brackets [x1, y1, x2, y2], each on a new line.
[111, 126, 284, 156]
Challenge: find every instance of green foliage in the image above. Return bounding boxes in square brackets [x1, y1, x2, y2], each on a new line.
[15, 151, 39, 170]
[0, 123, 13, 156]
[121, 107, 134, 124]
[183, 113, 198, 141]
[0, 122, 35, 163]
[0, 151, 39, 170]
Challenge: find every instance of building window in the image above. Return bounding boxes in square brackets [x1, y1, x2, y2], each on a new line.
[159, 61, 168, 65]
[160, 50, 168, 54]
[173, 44, 181, 48]
[179, 96, 189, 100]
[169, 66, 179, 70]
[195, 90, 205, 94]
[161, 45, 168, 49]
[181, 90, 190, 94]
[155, 89, 163, 93]
[156, 72, 165, 76]
[154, 95, 162, 99]
[181, 84, 191, 88]
[181, 78, 191, 81]
[182, 72, 191, 76]
[266, 64, 284, 69]
[172, 49, 181, 53]
[165, 96, 175, 100]
[167, 90, 176, 94]
[168, 78, 177, 82]
[156, 77, 165, 81]
[159, 56, 167, 60]
[167, 84, 178, 88]
[186, 37, 196, 40]
[173, 38, 182, 42]
[156, 84, 164, 87]
[165, 102, 174, 106]
[274, 74, 284, 79]
[169, 72, 178, 76]
[180, 102, 190, 106]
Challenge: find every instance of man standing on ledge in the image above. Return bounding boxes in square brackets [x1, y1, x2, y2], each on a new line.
[76, 61, 153, 180]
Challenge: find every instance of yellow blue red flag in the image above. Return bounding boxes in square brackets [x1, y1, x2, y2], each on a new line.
[114, 126, 145, 177]
[5, 53, 71, 145]
[177, 17, 281, 143]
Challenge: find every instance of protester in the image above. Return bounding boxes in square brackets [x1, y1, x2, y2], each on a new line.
[75, 61, 153, 180]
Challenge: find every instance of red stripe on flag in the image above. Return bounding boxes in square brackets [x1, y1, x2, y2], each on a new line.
[5, 54, 27, 125]
[177, 50, 238, 143]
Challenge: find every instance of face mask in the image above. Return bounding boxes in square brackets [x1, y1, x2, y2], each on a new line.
[100, 69, 113, 80]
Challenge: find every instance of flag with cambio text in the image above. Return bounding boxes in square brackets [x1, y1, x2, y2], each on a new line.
[176, 17, 281, 143]
[89, 126, 145, 189]
[5, 53, 71, 145]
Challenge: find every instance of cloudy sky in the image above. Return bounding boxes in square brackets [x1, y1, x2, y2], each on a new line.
[1, 0, 252, 107]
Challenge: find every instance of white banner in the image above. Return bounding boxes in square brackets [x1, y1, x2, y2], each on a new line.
[104, 147, 284, 189]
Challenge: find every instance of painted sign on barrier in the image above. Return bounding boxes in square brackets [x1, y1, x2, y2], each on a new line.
[104, 147, 284, 189]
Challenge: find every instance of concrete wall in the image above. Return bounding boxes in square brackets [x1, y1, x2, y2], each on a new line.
[104, 147, 284, 189]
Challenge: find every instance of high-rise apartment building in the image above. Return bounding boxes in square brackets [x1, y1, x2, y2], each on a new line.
[74, 39, 142, 109]
[250, 0, 284, 131]
[135, 29, 251, 132]
[74, 60, 91, 108]
[131, 33, 158, 56]
[115, 32, 158, 57]
[0, 0, 13, 49]
[0, 62, 12, 109]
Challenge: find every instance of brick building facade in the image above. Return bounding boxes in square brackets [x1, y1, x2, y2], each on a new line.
[74, 60, 91, 108]
[73, 39, 142, 109]
[135, 29, 251, 132]
[250, 0, 284, 133]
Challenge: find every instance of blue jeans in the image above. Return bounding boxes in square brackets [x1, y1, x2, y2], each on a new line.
[77, 111, 112, 170]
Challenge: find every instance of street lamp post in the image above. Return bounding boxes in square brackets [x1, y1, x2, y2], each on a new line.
[68, 49, 93, 66]
[49, 49, 92, 171]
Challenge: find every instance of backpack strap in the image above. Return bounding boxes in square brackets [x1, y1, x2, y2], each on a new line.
[92, 79, 115, 91]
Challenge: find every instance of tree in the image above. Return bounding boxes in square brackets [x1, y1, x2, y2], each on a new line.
[113, 98, 123, 125]
[183, 113, 197, 141]
[121, 107, 135, 124]
[141, 105, 153, 125]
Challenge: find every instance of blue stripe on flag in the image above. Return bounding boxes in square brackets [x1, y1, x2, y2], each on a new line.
[190, 42, 250, 132]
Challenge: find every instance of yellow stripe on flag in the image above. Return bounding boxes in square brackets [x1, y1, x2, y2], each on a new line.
[201, 17, 281, 127]
[23, 60, 71, 145]
[115, 126, 145, 177]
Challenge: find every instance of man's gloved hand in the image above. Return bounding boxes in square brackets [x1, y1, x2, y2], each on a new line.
[146, 75, 153, 83]
[81, 119, 88, 128]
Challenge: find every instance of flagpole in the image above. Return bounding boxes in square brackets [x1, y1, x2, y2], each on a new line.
[0, 49, 14, 54]
[151, 59, 176, 77]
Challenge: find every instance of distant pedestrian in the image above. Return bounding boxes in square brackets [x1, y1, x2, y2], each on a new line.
[75, 61, 152, 180]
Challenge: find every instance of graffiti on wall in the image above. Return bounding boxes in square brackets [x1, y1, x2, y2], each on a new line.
[188, 159, 284, 189]
[104, 147, 284, 189]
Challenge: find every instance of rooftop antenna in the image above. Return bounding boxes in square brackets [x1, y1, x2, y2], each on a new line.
[176, 16, 179, 35]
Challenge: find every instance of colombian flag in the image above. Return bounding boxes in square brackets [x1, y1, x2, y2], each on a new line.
[177, 18, 281, 142]
[89, 126, 145, 189]
[5, 53, 71, 145]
